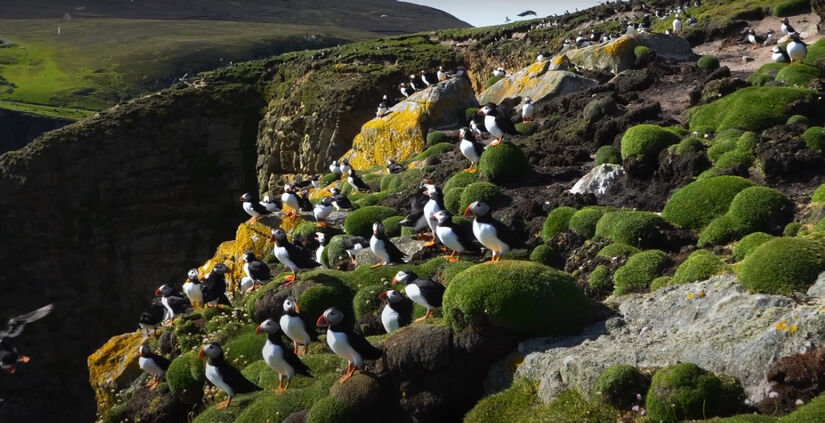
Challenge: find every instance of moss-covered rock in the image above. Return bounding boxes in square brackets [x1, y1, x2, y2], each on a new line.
[306, 396, 353, 423]
[462, 378, 540, 423]
[783, 222, 802, 237]
[535, 389, 619, 422]
[786, 114, 810, 125]
[594, 210, 671, 249]
[381, 215, 403, 238]
[699, 186, 793, 245]
[613, 249, 669, 295]
[298, 282, 354, 329]
[650, 276, 673, 291]
[459, 181, 502, 212]
[802, 126, 825, 152]
[732, 232, 774, 262]
[672, 137, 705, 155]
[166, 351, 205, 405]
[748, 62, 787, 86]
[698, 55, 720, 71]
[479, 142, 531, 183]
[485, 75, 504, 88]
[813, 184, 825, 203]
[776, 64, 823, 87]
[87, 331, 145, 415]
[620, 124, 681, 161]
[343, 206, 399, 238]
[634, 45, 651, 59]
[541, 206, 577, 241]
[736, 132, 759, 154]
[329, 372, 381, 410]
[444, 186, 464, 214]
[661, 176, 756, 230]
[412, 142, 454, 161]
[736, 237, 825, 294]
[597, 243, 640, 259]
[530, 244, 558, 267]
[515, 121, 538, 135]
[443, 261, 591, 335]
[778, 392, 825, 422]
[774, 0, 811, 17]
[708, 138, 738, 163]
[646, 362, 744, 423]
[426, 130, 452, 146]
[443, 170, 478, 192]
[587, 264, 612, 292]
[594, 145, 622, 165]
[223, 330, 266, 369]
[569, 207, 608, 238]
[689, 86, 819, 133]
[592, 364, 651, 409]
[671, 250, 727, 284]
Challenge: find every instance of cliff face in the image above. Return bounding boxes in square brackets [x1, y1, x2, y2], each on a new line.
[0, 75, 265, 421]
[0, 109, 73, 154]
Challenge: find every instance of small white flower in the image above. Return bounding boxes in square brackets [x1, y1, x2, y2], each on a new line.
[769, 391, 779, 399]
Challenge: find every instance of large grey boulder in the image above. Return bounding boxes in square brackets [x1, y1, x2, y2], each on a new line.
[563, 32, 694, 74]
[354, 236, 426, 266]
[569, 164, 626, 197]
[477, 62, 599, 106]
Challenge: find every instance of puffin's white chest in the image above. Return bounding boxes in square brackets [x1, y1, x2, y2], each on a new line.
[242, 202, 260, 218]
[370, 235, 389, 262]
[274, 245, 297, 272]
[788, 42, 806, 61]
[330, 164, 341, 174]
[772, 51, 788, 62]
[437, 70, 447, 81]
[473, 219, 510, 254]
[522, 103, 534, 120]
[459, 139, 480, 163]
[347, 176, 361, 191]
[243, 263, 252, 280]
[139, 356, 165, 377]
[205, 363, 234, 396]
[423, 200, 441, 233]
[282, 193, 299, 210]
[314, 204, 332, 220]
[183, 282, 202, 303]
[316, 245, 325, 266]
[485, 115, 503, 137]
[326, 329, 362, 367]
[437, 226, 464, 253]
[748, 34, 757, 44]
[404, 283, 429, 309]
[160, 297, 174, 321]
[262, 340, 294, 378]
[672, 19, 682, 32]
[381, 305, 400, 334]
[280, 314, 311, 345]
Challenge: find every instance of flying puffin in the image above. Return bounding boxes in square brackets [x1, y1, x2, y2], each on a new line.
[270, 228, 320, 285]
[281, 184, 301, 220]
[463, 201, 516, 262]
[314, 232, 328, 265]
[772, 46, 790, 63]
[138, 345, 171, 390]
[788, 32, 807, 63]
[522, 97, 535, 122]
[202, 264, 231, 307]
[433, 210, 477, 262]
[0, 304, 53, 374]
[155, 284, 192, 323]
[340, 159, 352, 176]
[182, 269, 203, 309]
[376, 101, 388, 118]
[458, 127, 484, 173]
[392, 270, 445, 322]
[256, 318, 312, 392]
[478, 103, 517, 146]
[386, 159, 404, 174]
[241, 251, 271, 293]
[240, 192, 272, 223]
[370, 221, 406, 268]
[329, 160, 342, 176]
[260, 194, 282, 213]
[313, 196, 334, 227]
[422, 185, 445, 247]
[330, 187, 353, 211]
[437, 65, 448, 82]
[138, 300, 166, 336]
[781, 17, 795, 35]
[316, 307, 382, 383]
[280, 297, 317, 355]
[378, 289, 413, 334]
[293, 175, 319, 191]
[346, 168, 370, 193]
[199, 342, 261, 409]
[672, 14, 682, 34]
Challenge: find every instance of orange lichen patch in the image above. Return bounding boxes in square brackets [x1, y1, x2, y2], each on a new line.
[343, 102, 427, 170]
[308, 185, 335, 201]
[200, 221, 276, 290]
[87, 331, 144, 415]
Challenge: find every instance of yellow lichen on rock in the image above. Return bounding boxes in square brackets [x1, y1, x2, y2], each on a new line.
[200, 221, 274, 289]
[564, 34, 638, 74]
[344, 102, 427, 170]
[87, 331, 145, 416]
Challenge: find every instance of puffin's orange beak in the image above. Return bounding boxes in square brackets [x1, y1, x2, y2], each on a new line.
[269, 233, 275, 242]
[255, 324, 262, 334]
[463, 205, 472, 218]
[316, 314, 328, 328]
[378, 291, 388, 300]
[477, 109, 485, 115]
[294, 303, 300, 313]
[429, 213, 435, 220]
[197, 348, 205, 359]
[239, 195, 244, 201]
[391, 276, 397, 285]
[154, 288, 160, 296]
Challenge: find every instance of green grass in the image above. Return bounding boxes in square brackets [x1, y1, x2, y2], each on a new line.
[689, 87, 819, 133]
[0, 99, 93, 119]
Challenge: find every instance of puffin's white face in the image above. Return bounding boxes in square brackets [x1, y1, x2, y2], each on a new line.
[240, 192, 254, 202]
[257, 318, 279, 334]
[480, 105, 493, 115]
[283, 184, 292, 192]
[317, 307, 344, 327]
[773, 46, 781, 53]
[157, 284, 173, 296]
[139, 345, 150, 356]
[434, 210, 451, 224]
[283, 297, 298, 313]
[271, 228, 287, 242]
[315, 232, 326, 244]
[187, 269, 199, 280]
[393, 270, 412, 285]
[464, 201, 490, 217]
[201, 342, 222, 359]
[212, 264, 228, 275]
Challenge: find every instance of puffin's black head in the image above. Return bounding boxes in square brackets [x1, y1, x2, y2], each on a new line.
[255, 318, 280, 335]
[270, 228, 287, 243]
[392, 270, 416, 285]
[791, 32, 803, 43]
[347, 168, 356, 176]
[772, 46, 783, 54]
[316, 307, 344, 328]
[138, 345, 153, 357]
[459, 127, 475, 141]
[240, 192, 256, 202]
[314, 232, 327, 245]
[418, 178, 433, 192]
[427, 186, 442, 200]
[320, 196, 333, 206]
[283, 297, 300, 314]
[311, 174, 319, 182]
[478, 103, 497, 116]
[242, 250, 256, 263]
[433, 210, 452, 225]
[525, 97, 532, 104]
[198, 342, 223, 360]
[372, 222, 385, 236]
[330, 187, 341, 196]
[378, 289, 404, 304]
[155, 284, 174, 297]
[463, 201, 491, 218]
[187, 269, 200, 282]
[331, 160, 339, 166]
[342, 159, 350, 165]
[211, 263, 228, 275]
[783, 17, 789, 24]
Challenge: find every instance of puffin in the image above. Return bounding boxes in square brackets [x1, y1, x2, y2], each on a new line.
[672, 14, 682, 34]
[280, 297, 317, 354]
[399, 194, 430, 239]
[138, 345, 171, 390]
[183, 269, 203, 308]
[454, 66, 466, 78]
[240, 192, 272, 223]
[256, 318, 312, 392]
[437, 65, 448, 82]
[138, 300, 166, 336]
[392, 270, 445, 322]
[313, 196, 334, 226]
[398, 83, 410, 98]
[464, 201, 516, 262]
[293, 175, 319, 191]
[270, 228, 320, 285]
[281, 184, 301, 220]
[459, 127, 484, 173]
[781, 17, 795, 35]
[260, 194, 282, 214]
[0, 304, 53, 374]
[370, 221, 407, 268]
[316, 307, 382, 383]
[746, 29, 762, 49]
[340, 159, 352, 177]
[330, 187, 353, 210]
[408, 74, 423, 91]
[536, 52, 546, 63]
[763, 29, 776, 46]
[241, 251, 271, 293]
[155, 284, 192, 323]
[469, 118, 485, 139]
[478, 103, 517, 146]
[376, 101, 388, 118]
[329, 160, 342, 176]
[772, 46, 790, 63]
[788, 32, 807, 63]
[420, 69, 435, 87]
[336, 235, 371, 265]
[422, 184, 445, 247]
[492, 67, 506, 77]
[346, 168, 370, 193]
[378, 289, 413, 334]
[522, 97, 535, 122]
[202, 264, 231, 307]
[386, 159, 404, 174]
[199, 342, 261, 409]
[314, 232, 327, 265]
[433, 210, 477, 262]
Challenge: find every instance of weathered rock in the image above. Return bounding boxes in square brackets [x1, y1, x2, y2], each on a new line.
[342, 77, 477, 170]
[636, 32, 694, 61]
[564, 33, 694, 74]
[569, 164, 626, 197]
[477, 62, 599, 107]
[200, 221, 277, 288]
[353, 236, 426, 266]
[87, 331, 144, 415]
[808, 272, 825, 298]
[514, 275, 825, 405]
[383, 325, 452, 374]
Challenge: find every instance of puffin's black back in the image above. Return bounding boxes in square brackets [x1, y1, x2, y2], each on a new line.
[202, 274, 230, 305]
[413, 277, 445, 307]
[385, 296, 414, 327]
[268, 333, 312, 377]
[281, 240, 321, 269]
[208, 356, 261, 393]
[247, 260, 272, 281]
[147, 352, 172, 371]
[139, 301, 166, 325]
[476, 214, 521, 248]
[330, 323, 382, 360]
[375, 232, 406, 263]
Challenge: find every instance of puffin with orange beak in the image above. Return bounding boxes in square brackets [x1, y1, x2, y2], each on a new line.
[378, 289, 413, 334]
[392, 270, 445, 322]
[1, 304, 53, 374]
[199, 342, 261, 409]
[256, 318, 312, 392]
[138, 345, 170, 390]
[463, 201, 514, 262]
[369, 222, 406, 268]
[477, 102, 516, 146]
[422, 184, 445, 248]
[270, 228, 320, 285]
[433, 210, 477, 262]
[316, 307, 381, 383]
[155, 284, 192, 324]
[279, 297, 316, 354]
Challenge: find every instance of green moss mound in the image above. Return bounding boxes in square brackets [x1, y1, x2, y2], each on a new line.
[597, 243, 640, 259]
[778, 392, 825, 422]
[650, 276, 674, 291]
[298, 282, 354, 328]
[320, 173, 340, 187]
[443, 261, 591, 335]
[646, 362, 744, 423]
[813, 184, 825, 203]
[699, 186, 793, 245]
[776, 64, 822, 87]
[613, 250, 669, 295]
[569, 207, 608, 238]
[485, 75, 504, 88]
[343, 206, 399, 237]
[732, 232, 774, 262]
[634, 45, 651, 59]
[463, 378, 540, 423]
[773, 0, 811, 17]
[802, 126, 825, 152]
[535, 389, 619, 422]
[747, 62, 787, 86]
[594, 145, 622, 165]
[671, 250, 727, 284]
[708, 138, 738, 163]
[479, 142, 531, 183]
[817, 217, 825, 232]
[444, 186, 464, 214]
[593, 364, 651, 409]
[443, 170, 478, 192]
[620, 124, 681, 160]
[426, 130, 452, 146]
[737, 132, 759, 154]
[166, 351, 205, 405]
[223, 330, 266, 368]
[306, 396, 353, 423]
[784, 222, 802, 237]
[459, 181, 502, 212]
[541, 206, 577, 241]
[594, 210, 671, 248]
[661, 176, 756, 230]
[352, 283, 385, 320]
[381, 215, 403, 238]
[413, 142, 454, 161]
[588, 264, 611, 292]
[515, 121, 538, 135]
[786, 114, 810, 125]
[530, 244, 558, 267]
[698, 55, 720, 71]
[737, 237, 825, 294]
[672, 137, 705, 155]
[689, 86, 818, 133]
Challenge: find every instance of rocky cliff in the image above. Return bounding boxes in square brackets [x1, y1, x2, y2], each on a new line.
[0, 109, 73, 154]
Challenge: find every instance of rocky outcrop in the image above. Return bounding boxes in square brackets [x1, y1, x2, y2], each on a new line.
[569, 164, 626, 197]
[0, 108, 73, 154]
[564, 33, 694, 74]
[87, 331, 144, 414]
[511, 275, 825, 406]
[477, 62, 599, 106]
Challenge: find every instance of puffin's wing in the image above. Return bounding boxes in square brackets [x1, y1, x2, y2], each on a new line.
[415, 279, 446, 307]
[492, 218, 520, 248]
[139, 303, 166, 325]
[497, 115, 518, 135]
[251, 201, 270, 216]
[352, 176, 370, 191]
[400, 209, 423, 227]
[285, 242, 321, 269]
[298, 193, 314, 211]
[167, 295, 193, 314]
[397, 298, 414, 327]
[453, 223, 481, 251]
[150, 353, 172, 371]
[334, 195, 353, 209]
[346, 331, 382, 360]
[383, 237, 407, 263]
[248, 261, 272, 281]
[217, 363, 261, 393]
[1, 304, 53, 338]
[473, 140, 485, 158]
[283, 347, 312, 377]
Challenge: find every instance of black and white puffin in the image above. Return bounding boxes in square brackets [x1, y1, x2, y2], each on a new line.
[296, 189, 314, 212]
[478, 103, 517, 146]
[788, 32, 807, 63]
[138, 300, 166, 336]
[329, 160, 342, 176]
[281, 184, 301, 220]
[155, 284, 192, 323]
[386, 159, 404, 174]
[293, 175, 319, 191]
[522, 97, 535, 122]
[369, 222, 406, 268]
[376, 101, 388, 118]
[378, 290, 413, 334]
[458, 127, 484, 173]
[492, 67, 506, 77]
[256, 318, 312, 392]
[202, 264, 231, 307]
[392, 270, 445, 322]
[746, 29, 762, 49]
[781, 17, 795, 35]
[279, 297, 317, 354]
[0, 304, 53, 374]
[772, 46, 790, 63]
[763, 29, 776, 46]
[399, 194, 429, 239]
[422, 184, 445, 247]
[408, 74, 423, 91]
[314, 232, 328, 265]
[270, 228, 320, 285]
[240, 192, 272, 223]
[433, 210, 477, 262]
[313, 196, 334, 227]
[260, 194, 282, 213]
[340, 159, 352, 176]
[138, 345, 171, 390]
[316, 307, 382, 383]
[420, 69, 435, 87]
[463, 201, 516, 262]
[437, 65, 448, 82]
[199, 342, 261, 409]
[241, 251, 272, 293]
[398, 83, 410, 98]
[346, 168, 370, 193]
[330, 187, 353, 211]
[183, 269, 203, 308]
